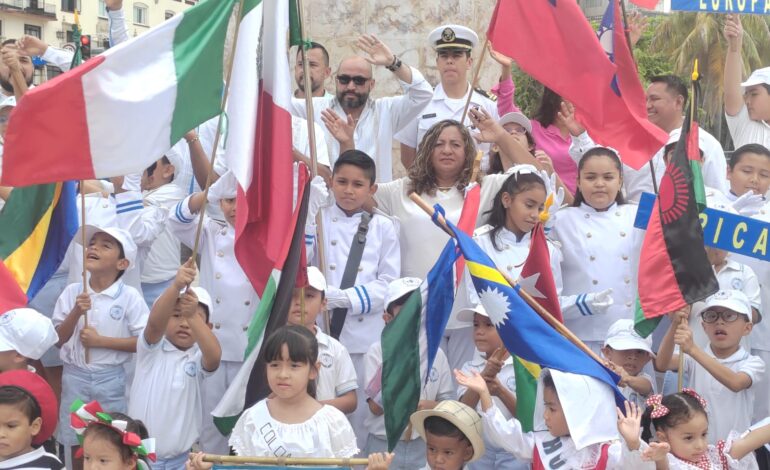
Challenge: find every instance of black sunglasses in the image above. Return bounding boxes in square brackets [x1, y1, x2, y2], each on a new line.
[337, 75, 370, 86]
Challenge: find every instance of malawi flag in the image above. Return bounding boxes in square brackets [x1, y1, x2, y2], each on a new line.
[486, 0, 667, 169]
[382, 239, 458, 451]
[0, 182, 78, 312]
[441, 215, 626, 408]
[211, 0, 304, 434]
[513, 223, 563, 432]
[0, 0, 235, 186]
[635, 75, 718, 331]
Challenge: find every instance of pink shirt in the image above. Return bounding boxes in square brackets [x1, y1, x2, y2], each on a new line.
[491, 78, 578, 194]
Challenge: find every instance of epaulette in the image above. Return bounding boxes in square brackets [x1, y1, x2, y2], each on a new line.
[473, 224, 494, 237]
[474, 87, 496, 101]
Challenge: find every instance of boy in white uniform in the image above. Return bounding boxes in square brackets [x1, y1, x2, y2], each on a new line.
[364, 278, 455, 469]
[305, 149, 400, 444]
[656, 290, 765, 444]
[52, 225, 148, 468]
[128, 260, 221, 470]
[167, 171, 259, 454]
[0, 307, 58, 373]
[601, 319, 655, 409]
[285, 266, 358, 413]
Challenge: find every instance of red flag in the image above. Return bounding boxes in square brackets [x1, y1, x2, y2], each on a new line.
[487, 0, 667, 170]
[629, 0, 659, 8]
[454, 184, 481, 286]
[519, 223, 563, 323]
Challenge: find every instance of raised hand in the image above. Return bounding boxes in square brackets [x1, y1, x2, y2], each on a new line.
[173, 258, 197, 290]
[488, 48, 513, 68]
[724, 14, 743, 52]
[468, 107, 507, 144]
[642, 442, 670, 463]
[17, 35, 47, 57]
[627, 11, 648, 47]
[455, 369, 490, 396]
[555, 101, 585, 137]
[321, 108, 355, 146]
[616, 400, 643, 450]
[356, 34, 395, 67]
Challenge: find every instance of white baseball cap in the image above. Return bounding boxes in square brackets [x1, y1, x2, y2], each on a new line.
[207, 170, 237, 204]
[603, 319, 654, 355]
[0, 308, 58, 360]
[307, 266, 327, 292]
[699, 289, 753, 323]
[499, 112, 532, 134]
[456, 303, 488, 323]
[386, 277, 422, 309]
[428, 25, 479, 51]
[741, 67, 770, 89]
[75, 224, 137, 269]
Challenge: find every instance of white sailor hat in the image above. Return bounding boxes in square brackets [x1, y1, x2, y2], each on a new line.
[428, 25, 479, 51]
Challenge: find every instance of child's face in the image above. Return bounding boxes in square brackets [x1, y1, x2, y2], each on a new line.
[165, 302, 209, 350]
[83, 434, 136, 470]
[140, 158, 174, 191]
[601, 346, 651, 376]
[287, 287, 325, 329]
[331, 164, 376, 214]
[502, 186, 546, 237]
[472, 313, 503, 356]
[266, 343, 317, 400]
[424, 431, 473, 470]
[701, 307, 752, 356]
[0, 351, 25, 373]
[727, 152, 770, 197]
[85, 233, 128, 275]
[577, 155, 622, 210]
[0, 403, 40, 461]
[657, 412, 709, 463]
[219, 197, 236, 226]
[542, 386, 569, 438]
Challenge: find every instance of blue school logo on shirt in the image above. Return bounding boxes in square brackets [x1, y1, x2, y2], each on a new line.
[184, 362, 198, 377]
[506, 376, 516, 391]
[732, 278, 744, 290]
[320, 353, 333, 368]
[109, 306, 124, 320]
[429, 367, 438, 383]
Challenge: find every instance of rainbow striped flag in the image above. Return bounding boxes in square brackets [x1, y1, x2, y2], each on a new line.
[0, 182, 78, 312]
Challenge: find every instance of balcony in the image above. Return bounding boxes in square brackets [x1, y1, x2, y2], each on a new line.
[0, 0, 57, 19]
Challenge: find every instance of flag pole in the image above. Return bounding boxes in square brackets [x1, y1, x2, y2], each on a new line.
[408, 193, 606, 366]
[619, 0, 658, 195]
[460, 39, 490, 125]
[295, 0, 330, 332]
[79, 182, 89, 364]
[189, 0, 247, 263]
[202, 453, 369, 466]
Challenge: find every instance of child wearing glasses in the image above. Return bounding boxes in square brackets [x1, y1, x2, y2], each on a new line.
[655, 290, 765, 445]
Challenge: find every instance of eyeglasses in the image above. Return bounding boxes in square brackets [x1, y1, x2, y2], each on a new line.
[336, 75, 370, 86]
[507, 126, 527, 136]
[701, 309, 745, 323]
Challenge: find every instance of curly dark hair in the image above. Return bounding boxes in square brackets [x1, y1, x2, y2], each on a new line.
[407, 120, 476, 196]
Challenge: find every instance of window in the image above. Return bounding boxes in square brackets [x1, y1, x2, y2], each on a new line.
[98, 0, 107, 17]
[133, 2, 148, 25]
[66, 29, 74, 43]
[164, 10, 174, 20]
[24, 24, 42, 38]
[60, 0, 79, 13]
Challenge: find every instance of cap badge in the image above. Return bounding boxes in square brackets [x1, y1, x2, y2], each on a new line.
[441, 27, 456, 43]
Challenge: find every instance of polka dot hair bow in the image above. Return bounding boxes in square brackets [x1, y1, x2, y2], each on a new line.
[70, 399, 156, 470]
[645, 394, 670, 419]
[681, 388, 708, 409]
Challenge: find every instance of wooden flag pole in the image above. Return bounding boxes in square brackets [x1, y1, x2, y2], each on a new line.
[295, 0, 331, 333]
[460, 39, 490, 126]
[408, 193, 605, 366]
[189, 0, 247, 263]
[201, 453, 369, 466]
[80, 182, 89, 364]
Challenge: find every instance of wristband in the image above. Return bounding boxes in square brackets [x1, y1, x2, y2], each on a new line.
[186, 136, 199, 144]
[386, 55, 402, 72]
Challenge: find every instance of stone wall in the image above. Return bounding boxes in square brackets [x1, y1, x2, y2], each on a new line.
[300, 0, 504, 177]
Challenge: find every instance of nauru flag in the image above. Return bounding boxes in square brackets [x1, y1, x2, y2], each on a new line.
[0, 0, 235, 186]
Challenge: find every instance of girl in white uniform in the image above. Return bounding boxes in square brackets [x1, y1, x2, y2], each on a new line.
[640, 389, 770, 469]
[550, 147, 644, 353]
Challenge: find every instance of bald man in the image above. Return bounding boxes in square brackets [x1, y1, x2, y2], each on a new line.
[289, 34, 432, 182]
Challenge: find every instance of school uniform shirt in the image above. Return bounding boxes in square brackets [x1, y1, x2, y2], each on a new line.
[364, 341, 455, 439]
[620, 372, 655, 411]
[315, 329, 358, 402]
[457, 349, 517, 419]
[374, 171, 517, 279]
[168, 196, 259, 362]
[289, 67, 433, 183]
[307, 205, 400, 354]
[726, 105, 770, 149]
[549, 203, 643, 342]
[52, 280, 148, 370]
[128, 333, 215, 458]
[0, 447, 64, 470]
[395, 83, 499, 157]
[684, 346, 765, 444]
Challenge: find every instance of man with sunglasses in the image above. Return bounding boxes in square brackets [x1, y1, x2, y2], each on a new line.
[396, 24, 499, 170]
[289, 34, 432, 183]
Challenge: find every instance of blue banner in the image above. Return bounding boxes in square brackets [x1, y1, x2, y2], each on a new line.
[671, 0, 770, 14]
[635, 192, 770, 261]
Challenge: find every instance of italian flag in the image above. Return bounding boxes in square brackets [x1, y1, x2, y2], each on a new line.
[212, 0, 305, 434]
[0, 0, 235, 186]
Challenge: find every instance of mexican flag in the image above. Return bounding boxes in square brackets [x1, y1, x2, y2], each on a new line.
[211, 0, 304, 434]
[0, 0, 235, 186]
